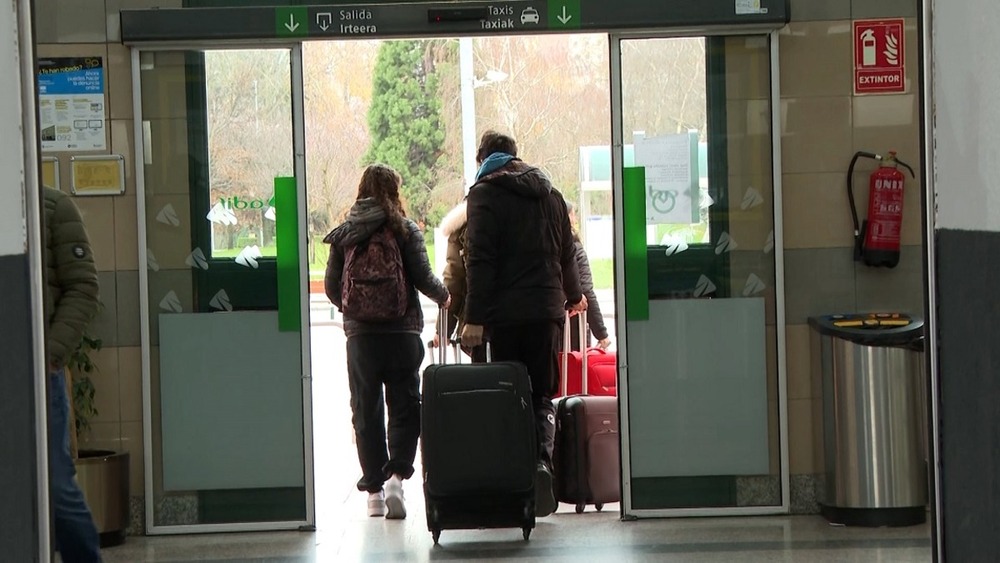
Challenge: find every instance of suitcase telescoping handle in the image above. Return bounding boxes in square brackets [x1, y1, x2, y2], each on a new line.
[437, 306, 490, 364]
[560, 311, 589, 396]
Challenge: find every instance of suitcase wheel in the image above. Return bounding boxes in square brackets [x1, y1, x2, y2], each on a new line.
[522, 527, 531, 541]
[432, 529, 441, 545]
[575, 503, 585, 514]
[595, 503, 604, 512]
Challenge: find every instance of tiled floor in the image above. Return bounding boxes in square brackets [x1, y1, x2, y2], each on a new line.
[100, 300, 931, 562]
[100, 510, 931, 562]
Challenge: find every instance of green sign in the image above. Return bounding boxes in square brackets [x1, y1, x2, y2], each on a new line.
[548, 0, 581, 29]
[276, 7, 308, 37]
[274, 177, 301, 332]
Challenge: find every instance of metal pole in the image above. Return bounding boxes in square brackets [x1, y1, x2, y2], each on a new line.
[12, 0, 51, 555]
[459, 37, 477, 191]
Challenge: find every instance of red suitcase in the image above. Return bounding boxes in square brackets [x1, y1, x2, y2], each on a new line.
[556, 314, 618, 397]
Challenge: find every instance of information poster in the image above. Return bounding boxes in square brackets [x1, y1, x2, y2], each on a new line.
[37, 57, 106, 152]
[634, 131, 699, 224]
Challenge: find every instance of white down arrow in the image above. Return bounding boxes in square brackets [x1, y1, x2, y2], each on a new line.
[557, 6, 572, 24]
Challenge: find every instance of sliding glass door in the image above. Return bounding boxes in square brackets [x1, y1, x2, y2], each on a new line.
[611, 32, 786, 516]
[134, 46, 313, 533]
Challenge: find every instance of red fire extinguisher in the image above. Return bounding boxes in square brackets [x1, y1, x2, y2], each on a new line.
[848, 151, 915, 268]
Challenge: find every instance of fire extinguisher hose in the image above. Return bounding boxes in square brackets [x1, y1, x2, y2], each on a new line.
[847, 151, 880, 238]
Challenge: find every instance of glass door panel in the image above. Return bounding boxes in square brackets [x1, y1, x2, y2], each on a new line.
[138, 47, 312, 530]
[613, 34, 781, 513]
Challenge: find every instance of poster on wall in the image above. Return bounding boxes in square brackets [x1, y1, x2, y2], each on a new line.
[634, 131, 699, 224]
[37, 57, 107, 152]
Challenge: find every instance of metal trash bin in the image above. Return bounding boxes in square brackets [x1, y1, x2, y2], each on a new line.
[809, 313, 927, 527]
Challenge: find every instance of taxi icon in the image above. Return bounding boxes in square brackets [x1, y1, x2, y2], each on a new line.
[520, 7, 540, 24]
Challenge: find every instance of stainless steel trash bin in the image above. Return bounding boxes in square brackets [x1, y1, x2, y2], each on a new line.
[809, 313, 927, 527]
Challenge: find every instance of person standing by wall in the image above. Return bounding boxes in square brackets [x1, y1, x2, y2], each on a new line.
[43, 185, 102, 563]
[324, 164, 450, 520]
[460, 131, 586, 517]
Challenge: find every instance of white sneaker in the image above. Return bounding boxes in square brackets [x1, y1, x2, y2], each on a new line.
[384, 475, 407, 520]
[367, 490, 385, 517]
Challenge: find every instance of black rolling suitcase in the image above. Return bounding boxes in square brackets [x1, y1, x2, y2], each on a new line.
[553, 313, 621, 513]
[421, 310, 536, 544]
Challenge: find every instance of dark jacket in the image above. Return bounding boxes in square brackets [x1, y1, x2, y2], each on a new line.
[440, 201, 469, 339]
[464, 158, 582, 326]
[324, 198, 448, 337]
[44, 187, 100, 368]
[573, 240, 608, 341]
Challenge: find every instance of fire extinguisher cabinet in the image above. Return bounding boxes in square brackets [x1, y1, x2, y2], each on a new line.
[809, 313, 928, 527]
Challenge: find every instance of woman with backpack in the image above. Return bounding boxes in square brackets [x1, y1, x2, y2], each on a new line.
[324, 163, 450, 520]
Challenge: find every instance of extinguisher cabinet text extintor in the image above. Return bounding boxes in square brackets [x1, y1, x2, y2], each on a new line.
[848, 151, 915, 268]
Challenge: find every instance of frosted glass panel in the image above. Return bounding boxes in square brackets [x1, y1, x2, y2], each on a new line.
[628, 298, 768, 477]
[160, 312, 304, 491]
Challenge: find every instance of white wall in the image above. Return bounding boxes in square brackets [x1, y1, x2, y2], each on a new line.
[934, 0, 1000, 232]
[0, 1, 26, 257]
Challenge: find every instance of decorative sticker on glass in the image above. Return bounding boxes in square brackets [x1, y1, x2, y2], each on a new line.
[742, 273, 767, 297]
[235, 245, 263, 269]
[156, 204, 181, 227]
[715, 231, 738, 255]
[694, 275, 717, 298]
[740, 186, 764, 210]
[663, 237, 690, 257]
[159, 290, 183, 313]
[735, 0, 766, 15]
[206, 202, 238, 226]
[147, 249, 160, 272]
[265, 206, 276, 222]
[209, 289, 233, 312]
[185, 248, 209, 270]
[764, 230, 775, 254]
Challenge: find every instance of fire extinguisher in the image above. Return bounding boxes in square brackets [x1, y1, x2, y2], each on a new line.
[848, 151, 915, 268]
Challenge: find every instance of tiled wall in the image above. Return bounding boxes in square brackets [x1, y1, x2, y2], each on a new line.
[35, 0, 182, 534]
[38, 0, 925, 528]
[782, 0, 923, 512]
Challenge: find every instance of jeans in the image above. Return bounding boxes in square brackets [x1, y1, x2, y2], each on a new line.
[489, 320, 561, 468]
[346, 333, 424, 493]
[48, 370, 102, 563]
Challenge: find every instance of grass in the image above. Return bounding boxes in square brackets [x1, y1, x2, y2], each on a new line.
[222, 238, 610, 289]
[589, 258, 614, 290]
[304, 237, 435, 281]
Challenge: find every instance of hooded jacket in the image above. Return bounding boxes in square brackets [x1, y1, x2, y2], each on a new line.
[44, 186, 100, 368]
[440, 201, 469, 337]
[324, 198, 448, 337]
[464, 157, 582, 326]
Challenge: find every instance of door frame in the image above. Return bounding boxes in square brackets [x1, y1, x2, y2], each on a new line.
[609, 29, 788, 518]
[132, 43, 315, 535]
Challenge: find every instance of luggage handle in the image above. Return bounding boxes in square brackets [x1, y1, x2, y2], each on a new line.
[437, 306, 490, 364]
[561, 311, 589, 396]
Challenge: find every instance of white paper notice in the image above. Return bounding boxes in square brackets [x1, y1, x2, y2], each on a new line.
[634, 133, 697, 224]
[37, 57, 107, 152]
[736, 0, 765, 15]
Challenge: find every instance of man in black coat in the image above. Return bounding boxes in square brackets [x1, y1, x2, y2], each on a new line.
[461, 131, 586, 517]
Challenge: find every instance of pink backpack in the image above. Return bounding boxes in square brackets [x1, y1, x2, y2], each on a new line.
[341, 227, 409, 322]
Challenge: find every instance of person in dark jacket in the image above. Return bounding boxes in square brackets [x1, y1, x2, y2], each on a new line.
[324, 164, 450, 520]
[460, 131, 586, 517]
[565, 201, 611, 351]
[43, 186, 103, 563]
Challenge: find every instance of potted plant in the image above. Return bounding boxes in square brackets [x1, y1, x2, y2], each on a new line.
[67, 335, 131, 547]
